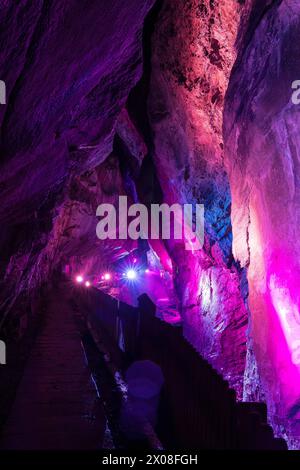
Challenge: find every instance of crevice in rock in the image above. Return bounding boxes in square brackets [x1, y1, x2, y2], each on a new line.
[234, 0, 283, 69]
[127, 0, 164, 150]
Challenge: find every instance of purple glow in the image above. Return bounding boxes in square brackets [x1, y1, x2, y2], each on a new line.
[269, 274, 300, 366]
[104, 273, 111, 281]
[85, 280, 91, 287]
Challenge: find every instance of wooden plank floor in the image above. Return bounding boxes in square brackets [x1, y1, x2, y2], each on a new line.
[0, 288, 106, 450]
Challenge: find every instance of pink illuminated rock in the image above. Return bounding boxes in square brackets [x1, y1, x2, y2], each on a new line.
[224, 0, 300, 446]
[148, 0, 251, 397]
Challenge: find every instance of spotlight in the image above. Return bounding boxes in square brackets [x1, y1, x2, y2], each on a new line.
[145, 269, 149, 274]
[126, 269, 137, 280]
[85, 281, 91, 287]
[76, 275, 84, 284]
[104, 273, 111, 281]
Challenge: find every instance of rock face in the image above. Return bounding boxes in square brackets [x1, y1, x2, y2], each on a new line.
[0, 0, 154, 226]
[0, 0, 153, 336]
[224, 0, 300, 444]
[148, 0, 251, 396]
[1, 0, 300, 449]
[148, 0, 300, 444]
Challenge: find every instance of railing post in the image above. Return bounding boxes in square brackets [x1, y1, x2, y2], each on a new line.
[137, 294, 156, 359]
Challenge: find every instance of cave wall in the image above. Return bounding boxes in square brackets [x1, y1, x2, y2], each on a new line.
[1, 0, 300, 448]
[0, 0, 154, 228]
[0, 0, 154, 338]
[148, 0, 300, 444]
[224, 0, 300, 443]
[147, 0, 253, 396]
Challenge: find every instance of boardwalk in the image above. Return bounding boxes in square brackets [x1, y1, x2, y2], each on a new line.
[0, 287, 105, 450]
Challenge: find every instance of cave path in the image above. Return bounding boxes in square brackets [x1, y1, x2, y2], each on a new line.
[0, 286, 106, 450]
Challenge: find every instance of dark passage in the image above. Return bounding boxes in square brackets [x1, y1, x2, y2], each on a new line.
[0, 285, 105, 450]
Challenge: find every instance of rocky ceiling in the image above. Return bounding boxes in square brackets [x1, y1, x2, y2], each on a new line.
[1, 0, 300, 449]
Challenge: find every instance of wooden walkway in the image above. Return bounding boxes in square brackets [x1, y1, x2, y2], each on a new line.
[0, 288, 106, 449]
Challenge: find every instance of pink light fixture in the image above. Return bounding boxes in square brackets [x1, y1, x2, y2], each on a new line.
[76, 275, 84, 284]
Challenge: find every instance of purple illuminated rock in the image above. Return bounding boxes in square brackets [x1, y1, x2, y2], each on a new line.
[0, 0, 154, 331]
[0, 0, 154, 225]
